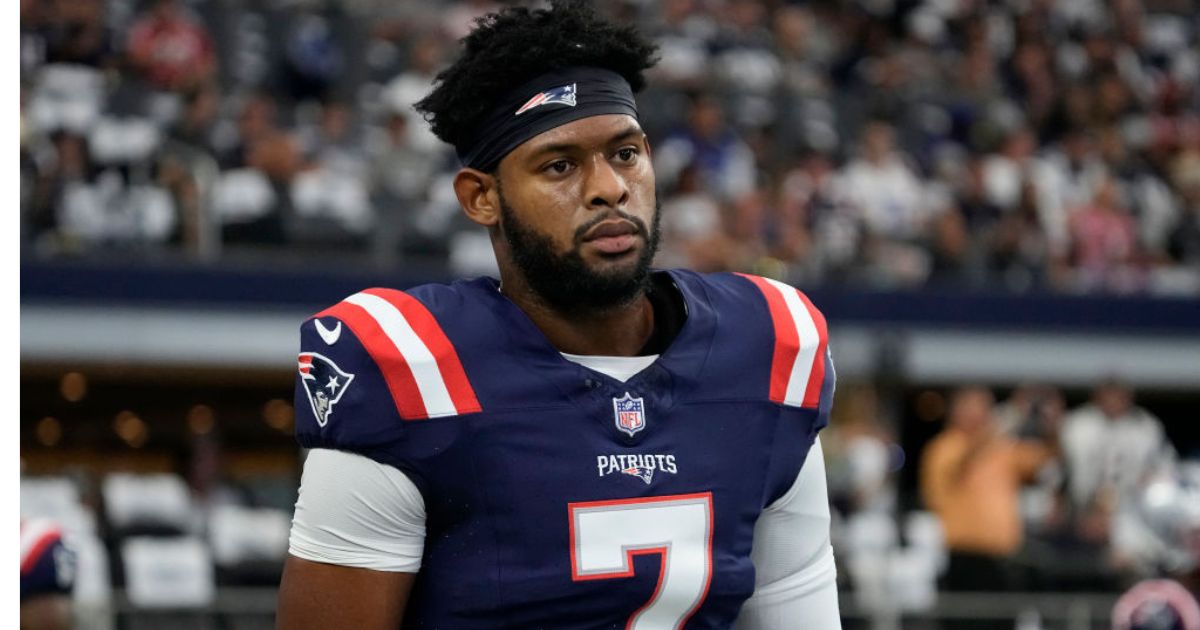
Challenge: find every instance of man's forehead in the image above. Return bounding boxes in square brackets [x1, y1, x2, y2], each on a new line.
[520, 114, 644, 153]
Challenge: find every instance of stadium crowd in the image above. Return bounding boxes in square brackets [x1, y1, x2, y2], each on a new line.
[19, 0, 1200, 294]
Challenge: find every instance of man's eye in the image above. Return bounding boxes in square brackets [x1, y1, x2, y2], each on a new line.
[616, 148, 638, 162]
[546, 160, 572, 174]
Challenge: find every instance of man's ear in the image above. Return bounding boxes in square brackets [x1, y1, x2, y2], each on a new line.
[454, 168, 500, 227]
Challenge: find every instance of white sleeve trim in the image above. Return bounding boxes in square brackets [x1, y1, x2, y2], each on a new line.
[735, 437, 841, 629]
[288, 449, 425, 573]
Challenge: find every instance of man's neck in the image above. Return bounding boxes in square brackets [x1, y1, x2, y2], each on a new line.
[499, 273, 655, 357]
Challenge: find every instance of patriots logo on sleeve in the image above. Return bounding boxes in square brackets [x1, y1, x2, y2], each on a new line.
[298, 352, 355, 427]
[515, 83, 577, 116]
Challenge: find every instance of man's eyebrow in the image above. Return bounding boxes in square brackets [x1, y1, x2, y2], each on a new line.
[606, 125, 645, 144]
[525, 126, 645, 160]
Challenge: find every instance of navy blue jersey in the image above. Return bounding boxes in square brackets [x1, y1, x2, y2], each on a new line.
[294, 270, 835, 629]
[20, 520, 75, 602]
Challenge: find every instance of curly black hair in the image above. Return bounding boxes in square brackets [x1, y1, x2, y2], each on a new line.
[414, 0, 659, 156]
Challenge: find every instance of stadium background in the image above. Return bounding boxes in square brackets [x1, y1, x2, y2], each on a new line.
[18, 0, 1200, 628]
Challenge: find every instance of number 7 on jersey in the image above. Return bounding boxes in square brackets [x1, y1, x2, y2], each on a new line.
[568, 492, 714, 630]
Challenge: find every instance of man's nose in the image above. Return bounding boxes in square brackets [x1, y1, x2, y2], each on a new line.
[584, 156, 629, 209]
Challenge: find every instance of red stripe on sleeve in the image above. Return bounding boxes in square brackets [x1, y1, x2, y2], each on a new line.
[315, 303, 430, 420]
[735, 274, 800, 404]
[362, 289, 482, 415]
[20, 529, 61, 574]
[794, 290, 828, 408]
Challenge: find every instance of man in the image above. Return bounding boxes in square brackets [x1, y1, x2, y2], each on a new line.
[20, 518, 76, 630]
[277, 2, 840, 628]
[920, 386, 1054, 593]
[1061, 378, 1175, 519]
[1060, 378, 1177, 572]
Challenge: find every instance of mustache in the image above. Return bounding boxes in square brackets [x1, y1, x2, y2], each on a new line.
[572, 210, 649, 244]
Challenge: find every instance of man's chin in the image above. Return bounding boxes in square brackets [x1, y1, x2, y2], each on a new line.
[583, 251, 645, 281]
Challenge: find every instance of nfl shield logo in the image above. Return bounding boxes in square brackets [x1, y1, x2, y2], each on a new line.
[612, 393, 646, 437]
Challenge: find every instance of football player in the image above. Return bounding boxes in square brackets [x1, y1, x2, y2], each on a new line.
[277, 1, 840, 627]
[20, 518, 76, 630]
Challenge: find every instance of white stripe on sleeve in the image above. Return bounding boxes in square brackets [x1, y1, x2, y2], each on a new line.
[344, 292, 458, 417]
[762, 278, 821, 408]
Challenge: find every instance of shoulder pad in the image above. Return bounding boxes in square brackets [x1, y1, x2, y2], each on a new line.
[732, 273, 831, 410]
[295, 287, 482, 449]
[20, 519, 63, 576]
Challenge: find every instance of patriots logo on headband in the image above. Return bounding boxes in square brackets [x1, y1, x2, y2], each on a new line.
[515, 83, 577, 116]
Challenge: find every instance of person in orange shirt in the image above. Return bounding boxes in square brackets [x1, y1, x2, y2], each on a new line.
[920, 385, 1055, 593]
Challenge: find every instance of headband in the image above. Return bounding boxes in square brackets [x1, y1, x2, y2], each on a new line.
[456, 66, 639, 171]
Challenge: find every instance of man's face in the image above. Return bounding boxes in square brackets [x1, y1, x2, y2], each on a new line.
[950, 387, 994, 434]
[494, 114, 660, 313]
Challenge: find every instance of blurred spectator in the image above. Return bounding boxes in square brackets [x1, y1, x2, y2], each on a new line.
[654, 94, 757, 201]
[381, 32, 451, 156]
[23, 0, 112, 70]
[291, 101, 374, 241]
[995, 385, 1073, 551]
[825, 385, 897, 518]
[1069, 175, 1142, 292]
[1098, 126, 1181, 265]
[168, 82, 221, 157]
[125, 0, 216, 92]
[1032, 129, 1109, 261]
[282, 12, 345, 104]
[840, 120, 932, 286]
[1060, 379, 1178, 568]
[27, 131, 90, 246]
[840, 120, 927, 240]
[441, 0, 500, 41]
[655, 163, 732, 272]
[368, 111, 440, 261]
[710, 0, 780, 129]
[646, 0, 716, 89]
[777, 149, 863, 281]
[920, 386, 1055, 593]
[1169, 149, 1200, 268]
[370, 112, 437, 212]
[214, 93, 301, 245]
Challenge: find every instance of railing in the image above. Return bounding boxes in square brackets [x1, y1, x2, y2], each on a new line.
[73, 589, 1120, 629]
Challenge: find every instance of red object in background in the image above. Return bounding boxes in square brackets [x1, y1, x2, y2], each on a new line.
[126, 4, 214, 90]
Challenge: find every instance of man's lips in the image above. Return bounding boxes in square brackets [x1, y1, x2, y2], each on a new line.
[582, 220, 640, 254]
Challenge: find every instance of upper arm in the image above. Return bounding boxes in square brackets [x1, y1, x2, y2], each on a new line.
[277, 556, 415, 630]
[1013, 440, 1052, 480]
[735, 437, 841, 630]
[19, 595, 73, 630]
[919, 439, 953, 510]
[280, 449, 427, 628]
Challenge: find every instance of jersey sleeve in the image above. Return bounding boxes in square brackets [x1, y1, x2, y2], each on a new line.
[733, 273, 835, 426]
[20, 521, 76, 601]
[293, 287, 483, 453]
[728, 273, 838, 508]
[734, 437, 841, 629]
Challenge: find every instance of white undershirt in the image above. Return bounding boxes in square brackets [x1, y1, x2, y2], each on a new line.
[288, 354, 839, 628]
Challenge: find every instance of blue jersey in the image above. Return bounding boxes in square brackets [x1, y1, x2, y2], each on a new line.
[293, 270, 835, 629]
[20, 519, 75, 602]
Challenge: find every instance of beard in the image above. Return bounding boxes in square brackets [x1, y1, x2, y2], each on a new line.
[498, 191, 661, 315]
